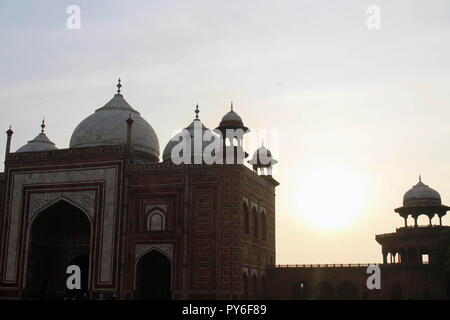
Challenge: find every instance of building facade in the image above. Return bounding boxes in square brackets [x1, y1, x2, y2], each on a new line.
[0, 82, 278, 299]
[0, 81, 448, 299]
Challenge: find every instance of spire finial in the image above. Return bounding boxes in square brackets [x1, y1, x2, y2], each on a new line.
[231, 101, 233, 110]
[195, 103, 199, 120]
[419, 173, 422, 182]
[262, 139, 264, 147]
[41, 117, 45, 133]
[126, 113, 134, 126]
[117, 78, 122, 94]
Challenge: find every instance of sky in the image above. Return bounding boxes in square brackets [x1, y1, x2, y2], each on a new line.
[1, 0, 450, 264]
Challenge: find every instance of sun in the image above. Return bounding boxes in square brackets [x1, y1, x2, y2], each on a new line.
[297, 166, 365, 230]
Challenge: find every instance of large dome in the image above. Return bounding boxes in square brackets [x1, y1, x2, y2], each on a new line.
[70, 82, 159, 159]
[403, 178, 441, 207]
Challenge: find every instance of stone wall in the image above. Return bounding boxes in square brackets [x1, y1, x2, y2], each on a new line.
[266, 264, 448, 299]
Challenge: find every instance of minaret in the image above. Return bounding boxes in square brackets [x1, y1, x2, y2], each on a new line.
[5, 126, 13, 167]
[394, 176, 448, 227]
[248, 141, 278, 176]
[216, 101, 249, 164]
[376, 176, 450, 265]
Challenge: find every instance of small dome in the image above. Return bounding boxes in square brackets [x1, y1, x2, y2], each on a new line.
[17, 120, 58, 153]
[220, 109, 243, 126]
[69, 80, 159, 159]
[248, 144, 278, 167]
[403, 177, 441, 207]
[163, 105, 213, 163]
[217, 102, 249, 131]
[17, 132, 57, 153]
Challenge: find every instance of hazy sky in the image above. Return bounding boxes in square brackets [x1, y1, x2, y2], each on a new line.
[1, 0, 450, 264]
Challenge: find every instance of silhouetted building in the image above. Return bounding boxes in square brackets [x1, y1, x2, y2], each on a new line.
[0, 81, 278, 299]
[0, 81, 448, 300]
[266, 177, 450, 300]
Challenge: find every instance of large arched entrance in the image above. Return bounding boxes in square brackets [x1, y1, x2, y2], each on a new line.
[135, 250, 172, 300]
[337, 281, 358, 300]
[24, 200, 91, 300]
[316, 281, 334, 299]
[390, 283, 403, 300]
[292, 281, 311, 300]
[242, 273, 249, 299]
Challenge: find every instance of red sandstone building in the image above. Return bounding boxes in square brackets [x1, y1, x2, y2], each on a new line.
[0, 81, 449, 299]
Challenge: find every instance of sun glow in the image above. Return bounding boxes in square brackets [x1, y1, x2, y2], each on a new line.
[297, 166, 365, 230]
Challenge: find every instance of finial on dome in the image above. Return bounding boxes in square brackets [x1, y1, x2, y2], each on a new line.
[126, 113, 134, 126]
[262, 139, 264, 147]
[117, 78, 122, 94]
[231, 101, 233, 110]
[41, 117, 46, 133]
[419, 173, 422, 182]
[195, 104, 199, 120]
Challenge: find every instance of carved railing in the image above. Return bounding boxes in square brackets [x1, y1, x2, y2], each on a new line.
[273, 263, 380, 268]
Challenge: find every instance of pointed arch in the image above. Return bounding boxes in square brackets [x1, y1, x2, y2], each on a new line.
[292, 281, 311, 300]
[243, 201, 249, 234]
[316, 281, 334, 299]
[23, 200, 92, 298]
[261, 210, 267, 240]
[27, 191, 96, 226]
[242, 272, 249, 299]
[252, 273, 258, 298]
[252, 207, 259, 238]
[337, 281, 358, 300]
[135, 249, 172, 299]
[147, 208, 166, 231]
[390, 283, 402, 300]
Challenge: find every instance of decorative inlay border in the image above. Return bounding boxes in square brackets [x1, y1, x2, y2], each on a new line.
[135, 243, 173, 260]
[28, 190, 96, 222]
[3, 166, 119, 285]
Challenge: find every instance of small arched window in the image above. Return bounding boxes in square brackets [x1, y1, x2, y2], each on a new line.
[252, 274, 258, 298]
[243, 202, 249, 235]
[407, 247, 418, 263]
[253, 207, 259, 238]
[242, 272, 249, 299]
[147, 211, 165, 231]
[261, 211, 267, 241]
